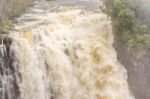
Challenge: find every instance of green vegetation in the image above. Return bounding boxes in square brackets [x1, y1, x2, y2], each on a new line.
[0, 19, 13, 33]
[0, 0, 34, 33]
[103, 0, 150, 49]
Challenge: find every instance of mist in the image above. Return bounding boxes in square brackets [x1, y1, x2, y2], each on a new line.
[131, 0, 150, 29]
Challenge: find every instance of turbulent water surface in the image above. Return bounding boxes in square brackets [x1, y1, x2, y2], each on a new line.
[0, 0, 134, 99]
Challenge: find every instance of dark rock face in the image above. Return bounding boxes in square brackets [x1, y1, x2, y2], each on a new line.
[0, 36, 20, 99]
[114, 38, 150, 99]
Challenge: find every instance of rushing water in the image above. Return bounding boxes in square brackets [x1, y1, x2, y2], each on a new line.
[0, 0, 134, 99]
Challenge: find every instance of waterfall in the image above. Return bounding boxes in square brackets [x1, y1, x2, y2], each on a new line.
[0, 34, 20, 99]
[1, 0, 134, 99]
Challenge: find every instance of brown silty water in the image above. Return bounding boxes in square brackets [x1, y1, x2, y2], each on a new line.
[0, 0, 134, 99]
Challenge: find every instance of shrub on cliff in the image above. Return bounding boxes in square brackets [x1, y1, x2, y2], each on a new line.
[103, 0, 150, 49]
